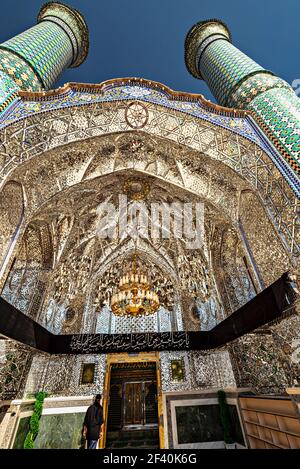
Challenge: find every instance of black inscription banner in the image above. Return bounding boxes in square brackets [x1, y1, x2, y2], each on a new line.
[0, 273, 296, 354]
[56, 331, 191, 354]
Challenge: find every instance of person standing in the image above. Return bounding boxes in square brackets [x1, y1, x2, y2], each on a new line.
[82, 394, 104, 449]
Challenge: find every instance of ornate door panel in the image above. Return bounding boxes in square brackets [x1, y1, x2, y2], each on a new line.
[123, 381, 158, 427]
[124, 382, 143, 426]
[144, 381, 158, 425]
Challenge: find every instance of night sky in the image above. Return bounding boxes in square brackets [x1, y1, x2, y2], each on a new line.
[0, 0, 299, 102]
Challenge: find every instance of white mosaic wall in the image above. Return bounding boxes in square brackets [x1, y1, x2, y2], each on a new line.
[23, 346, 236, 398]
[24, 354, 106, 397]
[96, 305, 178, 334]
[160, 350, 236, 392]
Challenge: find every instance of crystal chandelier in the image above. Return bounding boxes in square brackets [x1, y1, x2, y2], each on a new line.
[111, 255, 159, 317]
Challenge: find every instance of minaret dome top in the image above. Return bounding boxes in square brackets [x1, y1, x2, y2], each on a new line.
[185, 19, 231, 79]
[38, 1, 89, 68]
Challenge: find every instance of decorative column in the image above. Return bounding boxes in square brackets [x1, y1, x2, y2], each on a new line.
[0, 1, 89, 111]
[185, 19, 300, 177]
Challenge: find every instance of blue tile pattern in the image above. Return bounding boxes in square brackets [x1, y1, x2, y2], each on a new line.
[0, 21, 73, 89]
[200, 39, 266, 106]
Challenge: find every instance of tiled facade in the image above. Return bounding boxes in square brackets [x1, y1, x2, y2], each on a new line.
[0, 5, 299, 450]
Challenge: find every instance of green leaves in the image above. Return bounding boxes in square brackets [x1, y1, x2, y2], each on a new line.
[29, 413, 40, 439]
[24, 434, 34, 449]
[23, 391, 48, 449]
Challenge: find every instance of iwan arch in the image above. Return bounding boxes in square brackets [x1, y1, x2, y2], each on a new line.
[0, 3, 299, 450]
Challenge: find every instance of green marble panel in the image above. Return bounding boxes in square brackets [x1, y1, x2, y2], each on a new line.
[13, 412, 86, 449]
[175, 404, 244, 445]
[34, 412, 85, 449]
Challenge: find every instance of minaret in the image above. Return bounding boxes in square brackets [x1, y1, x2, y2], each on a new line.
[0, 2, 89, 110]
[185, 19, 300, 176]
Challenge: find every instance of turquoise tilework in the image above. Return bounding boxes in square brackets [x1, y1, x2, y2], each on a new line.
[0, 48, 41, 92]
[196, 33, 300, 180]
[37, 2, 89, 68]
[0, 21, 73, 89]
[229, 74, 292, 109]
[39, 3, 83, 50]
[0, 70, 19, 111]
[200, 39, 265, 106]
[249, 88, 300, 174]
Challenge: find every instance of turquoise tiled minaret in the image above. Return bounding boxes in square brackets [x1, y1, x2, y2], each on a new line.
[185, 19, 300, 177]
[0, 2, 89, 112]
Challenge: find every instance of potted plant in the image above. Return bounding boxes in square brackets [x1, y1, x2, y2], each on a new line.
[217, 390, 236, 449]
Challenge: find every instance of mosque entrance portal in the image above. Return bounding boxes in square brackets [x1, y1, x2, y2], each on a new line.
[105, 361, 159, 448]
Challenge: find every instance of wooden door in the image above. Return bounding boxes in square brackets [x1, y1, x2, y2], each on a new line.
[124, 382, 143, 426]
[144, 381, 158, 425]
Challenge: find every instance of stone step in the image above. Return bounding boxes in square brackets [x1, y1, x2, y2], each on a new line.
[106, 429, 159, 449]
[106, 430, 158, 442]
[107, 439, 158, 446]
[108, 442, 159, 449]
[123, 445, 159, 449]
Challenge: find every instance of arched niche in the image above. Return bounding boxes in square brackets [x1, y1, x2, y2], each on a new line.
[0, 181, 24, 275]
[211, 225, 258, 316]
[2, 221, 53, 320]
[238, 190, 291, 286]
[0, 91, 297, 268]
[0, 135, 294, 332]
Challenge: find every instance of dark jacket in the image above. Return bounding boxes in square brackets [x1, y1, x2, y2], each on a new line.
[84, 403, 104, 440]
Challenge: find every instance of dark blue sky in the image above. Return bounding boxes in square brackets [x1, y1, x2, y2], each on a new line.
[0, 0, 299, 103]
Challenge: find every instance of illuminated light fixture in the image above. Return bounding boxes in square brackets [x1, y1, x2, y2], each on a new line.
[111, 254, 159, 317]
